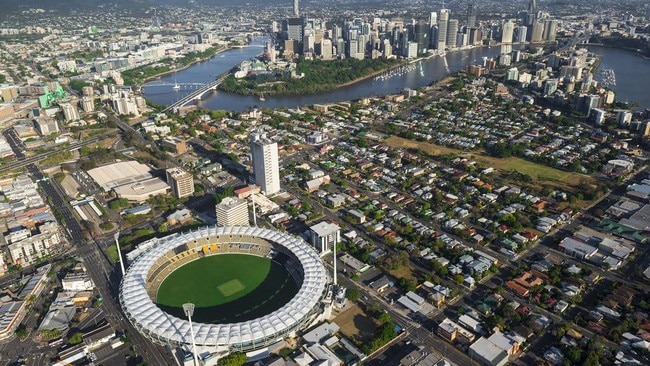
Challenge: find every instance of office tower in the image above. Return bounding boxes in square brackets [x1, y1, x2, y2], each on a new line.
[467, 3, 477, 28]
[216, 197, 249, 227]
[349, 39, 359, 58]
[457, 32, 468, 47]
[286, 17, 304, 42]
[166, 168, 194, 198]
[382, 39, 392, 57]
[528, 0, 537, 16]
[525, 0, 537, 26]
[293, 0, 299, 17]
[530, 21, 544, 43]
[335, 38, 345, 57]
[309, 221, 340, 255]
[543, 20, 558, 42]
[303, 31, 315, 53]
[438, 9, 449, 50]
[250, 132, 280, 195]
[501, 20, 514, 44]
[468, 27, 479, 45]
[430, 26, 439, 48]
[446, 19, 458, 49]
[429, 11, 438, 27]
[332, 25, 342, 40]
[406, 42, 418, 58]
[415, 20, 428, 55]
[501, 20, 514, 54]
[320, 39, 333, 59]
[514, 26, 527, 43]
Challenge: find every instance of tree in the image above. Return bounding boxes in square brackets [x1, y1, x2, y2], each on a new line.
[565, 346, 582, 364]
[68, 332, 83, 345]
[377, 312, 392, 324]
[157, 223, 169, 233]
[219, 352, 247, 366]
[15, 326, 28, 339]
[346, 289, 360, 301]
[302, 201, 312, 211]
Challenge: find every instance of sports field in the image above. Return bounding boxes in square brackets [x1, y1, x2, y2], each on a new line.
[156, 254, 299, 323]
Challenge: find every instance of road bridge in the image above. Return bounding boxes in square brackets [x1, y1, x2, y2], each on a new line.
[163, 74, 230, 113]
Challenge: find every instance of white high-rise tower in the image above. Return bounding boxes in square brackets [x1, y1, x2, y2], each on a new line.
[293, 0, 299, 17]
[438, 9, 450, 51]
[250, 132, 280, 195]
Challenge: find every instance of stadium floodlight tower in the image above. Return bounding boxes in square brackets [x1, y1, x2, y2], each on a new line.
[182, 303, 200, 366]
[114, 231, 125, 276]
[250, 184, 257, 226]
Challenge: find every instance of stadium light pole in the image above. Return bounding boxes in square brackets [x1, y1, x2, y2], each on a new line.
[333, 239, 337, 286]
[114, 231, 125, 276]
[182, 303, 200, 366]
[250, 184, 257, 227]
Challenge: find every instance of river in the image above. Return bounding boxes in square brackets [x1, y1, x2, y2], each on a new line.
[143, 39, 506, 111]
[588, 45, 650, 109]
[144, 41, 650, 112]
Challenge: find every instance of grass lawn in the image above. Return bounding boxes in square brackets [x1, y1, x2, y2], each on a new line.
[384, 136, 594, 188]
[156, 254, 299, 323]
[107, 245, 119, 263]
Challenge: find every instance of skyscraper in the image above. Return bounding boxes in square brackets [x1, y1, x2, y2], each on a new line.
[414, 20, 428, 55]
[429, 11, 437, 27]
[216, 197, 249, 227]
[467, 2, 477, 28]
[531, 20, 544, 43]
[166, 168, 194, 199]
[446, 19, 458, 49]
[543, 20, 558, 42]
[501, 20, 514, 44]
[526, 0, 537, 25]
[293, 0, 299, 17]
[514, 26, 528, 43]
[501, 20, 514, 54]
[286, 17, 304, 42]
[438, 9, 450, 50]
[250, 132, 280, 195]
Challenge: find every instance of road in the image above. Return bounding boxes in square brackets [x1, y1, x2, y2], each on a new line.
[0, 129, 119, 172]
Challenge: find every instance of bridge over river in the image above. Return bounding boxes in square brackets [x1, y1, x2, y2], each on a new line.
[162, 74, 230, 113]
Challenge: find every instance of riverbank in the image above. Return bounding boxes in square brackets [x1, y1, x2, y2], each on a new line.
[587, 43, 650, 61]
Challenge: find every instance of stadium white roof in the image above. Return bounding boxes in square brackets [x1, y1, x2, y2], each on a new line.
[120, 226, 328, 349]
[87, 161, 153, 191]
